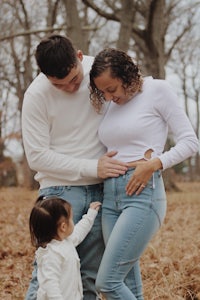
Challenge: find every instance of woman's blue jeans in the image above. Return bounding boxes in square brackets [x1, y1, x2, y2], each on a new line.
[25, 184, 104, 300]
[96, 170, 167, 300]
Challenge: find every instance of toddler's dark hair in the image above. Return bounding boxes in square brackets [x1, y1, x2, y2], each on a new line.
[29, 196, 71, 248]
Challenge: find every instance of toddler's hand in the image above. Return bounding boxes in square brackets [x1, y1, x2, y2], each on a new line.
[90, 201, 102, 211]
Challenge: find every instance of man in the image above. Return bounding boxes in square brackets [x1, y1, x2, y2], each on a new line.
[22, 34, 127, 300]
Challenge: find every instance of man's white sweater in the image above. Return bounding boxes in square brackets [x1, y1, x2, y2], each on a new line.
[22, 56, 106, 188]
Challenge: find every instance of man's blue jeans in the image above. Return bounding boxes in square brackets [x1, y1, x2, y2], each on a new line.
[25, 183, 104, 300]
[96, 170, 167, 300]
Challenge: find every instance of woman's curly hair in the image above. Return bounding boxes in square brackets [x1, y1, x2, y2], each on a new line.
[89, 48, 143, 113]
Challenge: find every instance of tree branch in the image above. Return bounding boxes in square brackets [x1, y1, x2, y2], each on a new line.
[82, 0, 120, 21]
[0, 26, 67, 42]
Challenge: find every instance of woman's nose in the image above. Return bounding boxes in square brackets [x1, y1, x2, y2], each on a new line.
[104, 92, 112, 101]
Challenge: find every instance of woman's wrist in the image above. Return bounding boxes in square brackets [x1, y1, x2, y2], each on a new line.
[148, 157, 163, 172]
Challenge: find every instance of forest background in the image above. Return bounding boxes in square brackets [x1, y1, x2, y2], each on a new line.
[0, 1, 200, 299]
[0, 0, 200, 188]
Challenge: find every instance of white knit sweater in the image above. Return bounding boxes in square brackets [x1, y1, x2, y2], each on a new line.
[22, 56, 106, 188]
[36, 208, 98, 300]
[99, 77, 199, 169]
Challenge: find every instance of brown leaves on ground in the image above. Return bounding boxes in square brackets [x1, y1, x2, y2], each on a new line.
[0, 183, 200, 300]
[0, 188, 37, 300]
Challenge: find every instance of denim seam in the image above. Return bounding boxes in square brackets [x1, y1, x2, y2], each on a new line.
[115, 208, 151, 268]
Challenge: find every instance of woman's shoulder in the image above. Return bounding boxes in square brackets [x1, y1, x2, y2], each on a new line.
[143, 77, 175, 96]
[144, 76, 171, 88]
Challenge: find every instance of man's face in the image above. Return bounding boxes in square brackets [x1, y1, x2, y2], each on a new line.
[47, 52, 84, 93]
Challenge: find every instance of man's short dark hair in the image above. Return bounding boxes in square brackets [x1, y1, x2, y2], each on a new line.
[35, 34, 78, 79]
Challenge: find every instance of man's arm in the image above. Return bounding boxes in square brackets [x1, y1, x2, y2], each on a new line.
[22, 93, 127, 182]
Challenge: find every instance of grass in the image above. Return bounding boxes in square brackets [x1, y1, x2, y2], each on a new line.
[0, 182, 200, 299]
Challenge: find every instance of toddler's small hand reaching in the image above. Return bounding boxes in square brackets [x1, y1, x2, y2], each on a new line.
[90, 201, 102, 211]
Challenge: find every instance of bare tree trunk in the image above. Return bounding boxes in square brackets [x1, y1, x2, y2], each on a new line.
[62, 0, 89, 53]
[117, 0, 135, 51]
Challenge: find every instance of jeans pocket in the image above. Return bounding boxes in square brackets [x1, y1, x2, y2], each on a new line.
[39, 186, 66, 198]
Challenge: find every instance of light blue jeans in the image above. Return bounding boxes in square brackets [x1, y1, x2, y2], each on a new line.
[25, 184, 104, 300]
[96, 170, 167, 300]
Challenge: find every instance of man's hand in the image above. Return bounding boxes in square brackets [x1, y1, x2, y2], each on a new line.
[98, 151, 128, 179]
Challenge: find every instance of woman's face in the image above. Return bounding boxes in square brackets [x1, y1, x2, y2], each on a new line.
[94, 69, 132, 105]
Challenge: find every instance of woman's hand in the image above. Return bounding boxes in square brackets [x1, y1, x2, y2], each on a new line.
[126, 158, 162, 196]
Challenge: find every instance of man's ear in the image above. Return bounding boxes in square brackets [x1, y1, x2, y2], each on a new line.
[77, 50, 83, 61]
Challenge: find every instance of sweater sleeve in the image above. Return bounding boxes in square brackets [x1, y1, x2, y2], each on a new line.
[155, 81, 199, 169]
[22, 92, 98, 182]
[69, 208, 98, 247]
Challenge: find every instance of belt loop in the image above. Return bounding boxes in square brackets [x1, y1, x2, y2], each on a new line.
[152, 173, 155, 189]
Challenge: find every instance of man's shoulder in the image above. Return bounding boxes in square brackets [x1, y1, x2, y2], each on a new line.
[83, 55, 94, 62]
[82, 55, 94, 70]
[26, 73, 50, 94]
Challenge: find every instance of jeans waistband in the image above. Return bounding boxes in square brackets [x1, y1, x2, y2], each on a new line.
[125, 168, 162, 189]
